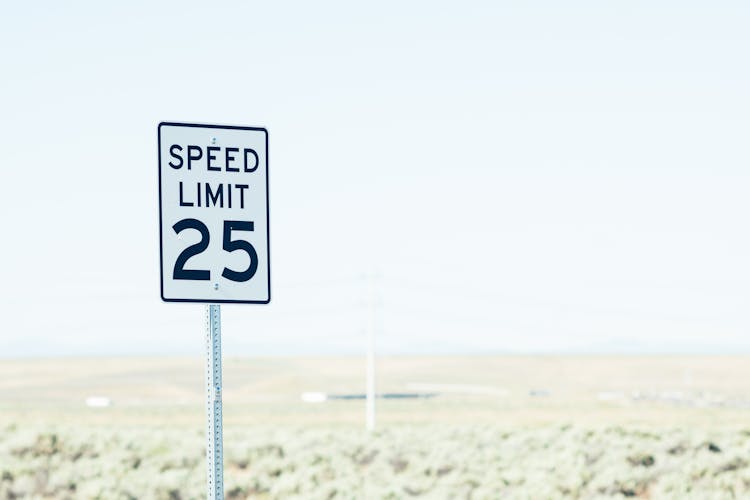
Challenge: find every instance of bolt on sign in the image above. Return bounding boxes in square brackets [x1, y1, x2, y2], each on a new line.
[158, 122, 270, 303]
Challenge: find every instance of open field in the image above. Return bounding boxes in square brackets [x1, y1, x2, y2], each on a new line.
[2, 356, 750, 498]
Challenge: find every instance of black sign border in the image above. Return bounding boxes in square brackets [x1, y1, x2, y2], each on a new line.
[158, 121, 271, 304]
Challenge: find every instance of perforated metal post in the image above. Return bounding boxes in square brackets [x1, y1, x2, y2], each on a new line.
[205, 304, 224, 499]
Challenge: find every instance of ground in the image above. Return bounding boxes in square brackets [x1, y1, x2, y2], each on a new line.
[2, 356, 750, 499]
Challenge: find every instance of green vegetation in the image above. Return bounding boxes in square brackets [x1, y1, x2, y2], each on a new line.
[3, 423, 750, 499]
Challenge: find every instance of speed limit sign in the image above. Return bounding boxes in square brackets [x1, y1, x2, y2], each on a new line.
[157, 122, 270, 303]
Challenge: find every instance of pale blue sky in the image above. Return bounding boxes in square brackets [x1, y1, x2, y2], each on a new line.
[1, 1, 749, 357]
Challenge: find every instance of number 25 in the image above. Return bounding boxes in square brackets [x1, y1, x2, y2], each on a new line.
[172, 219, 258, 282]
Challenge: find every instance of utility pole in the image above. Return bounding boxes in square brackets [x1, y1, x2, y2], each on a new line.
[365, 271, 378, 432]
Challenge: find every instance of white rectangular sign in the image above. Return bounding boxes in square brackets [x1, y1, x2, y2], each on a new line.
[158, 122, 270, 303]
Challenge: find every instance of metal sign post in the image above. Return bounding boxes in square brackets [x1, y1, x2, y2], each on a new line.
[205, 304, 223, 499]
